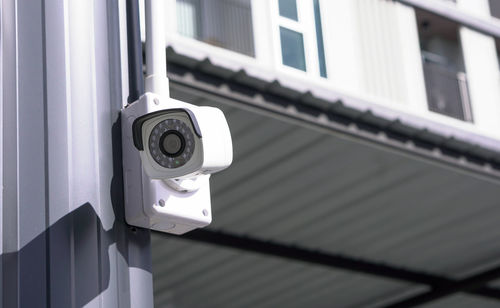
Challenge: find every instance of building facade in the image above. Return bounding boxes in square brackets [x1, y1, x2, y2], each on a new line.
[152, 0, 500, 307]
[160, 0, 500, 137]
[2, 0, 500, 307]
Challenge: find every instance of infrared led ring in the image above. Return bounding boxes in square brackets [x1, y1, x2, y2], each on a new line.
[148, 119, 195, 169]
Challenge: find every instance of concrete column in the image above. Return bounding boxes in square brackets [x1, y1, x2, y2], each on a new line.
[458, 0, 500, 135]
[0, 0, 154, 307]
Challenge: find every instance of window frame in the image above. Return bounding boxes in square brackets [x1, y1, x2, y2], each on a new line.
[270, 0, 324, 77]
[172, 0, 256, 58]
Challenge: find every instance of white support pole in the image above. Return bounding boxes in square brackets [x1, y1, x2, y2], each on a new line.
[145, 0, 170, 97]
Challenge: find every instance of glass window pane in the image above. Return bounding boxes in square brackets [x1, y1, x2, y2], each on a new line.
[423, 61, 472, 121]
[280, 27, 306, 71]
[176, 0, 255, 57]
[176, 0, 201, 39]
[278, 0, 298, 21]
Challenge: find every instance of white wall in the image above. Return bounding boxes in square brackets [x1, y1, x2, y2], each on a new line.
[350, 0, 427, 112]
[458, 0, 500, 134]
[320, 0, 363, 94]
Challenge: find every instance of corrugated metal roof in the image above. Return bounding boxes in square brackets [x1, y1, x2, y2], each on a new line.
[151, 42, 500, 307]
[204, 101, 500, 279]
[421, 294, 500, 308]
[151, 95, 500, 307]
[152, 237, 424, 308]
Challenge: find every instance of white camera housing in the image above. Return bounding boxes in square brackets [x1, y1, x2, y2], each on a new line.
[121, 92, 232, 234]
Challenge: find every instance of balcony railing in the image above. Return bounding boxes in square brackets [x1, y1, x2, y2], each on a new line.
[422, 58, 473, 122]
[176, 0, 255, 57]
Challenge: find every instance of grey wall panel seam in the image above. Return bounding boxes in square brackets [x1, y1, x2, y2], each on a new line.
[41, 0, 51, 307]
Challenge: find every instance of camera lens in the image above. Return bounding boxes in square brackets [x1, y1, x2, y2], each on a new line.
[160, 131, 185, 157]
[148, 119, 195, 169]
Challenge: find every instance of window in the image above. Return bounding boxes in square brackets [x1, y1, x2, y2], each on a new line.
[176, 0, 255, 57]
[177, 0, 201, 39]
[275, 0, 327, 77]
[416, 9, 473, 122]
[280, 27, 306, 71]
[279, 0, 298, 21]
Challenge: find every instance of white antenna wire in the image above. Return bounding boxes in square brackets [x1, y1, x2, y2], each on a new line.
[144, 0, 170, 97]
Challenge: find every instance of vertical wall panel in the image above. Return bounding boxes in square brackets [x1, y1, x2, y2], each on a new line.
[0, 0, 4, 304]
[66, 1, 102, 306]
[354, 0, 426, 109]
[1, 0, 18, 306]
[17, 0, 48, 306]
[44, 0, 76, 306]
[1, 0, 154, 307]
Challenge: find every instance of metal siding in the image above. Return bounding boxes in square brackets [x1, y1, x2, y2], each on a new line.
[0, 0, 154, 307]
[17, 1, 48, 306]
[0, 0, 3, 303]
[67, 1, 102, 305]
[1, 0, 19, 305]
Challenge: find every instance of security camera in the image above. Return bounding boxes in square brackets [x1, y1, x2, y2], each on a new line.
[121, 93, 233, 234]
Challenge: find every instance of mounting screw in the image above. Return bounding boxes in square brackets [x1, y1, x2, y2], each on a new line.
[159, 199, 165, 207]
[154, 98, 160, 105]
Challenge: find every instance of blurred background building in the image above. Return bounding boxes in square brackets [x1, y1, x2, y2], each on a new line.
[149, 0, 500, 307]
[3, 0, 500, 307]
[0, 0, 500, 308]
